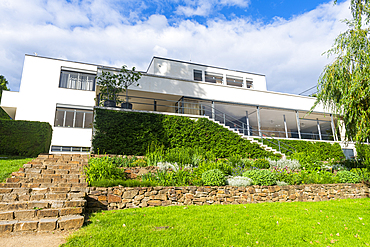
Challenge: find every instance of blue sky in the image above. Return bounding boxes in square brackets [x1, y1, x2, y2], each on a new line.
[0, 0, 350, 95]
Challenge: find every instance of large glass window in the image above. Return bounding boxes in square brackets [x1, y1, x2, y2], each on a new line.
[205, 72, 223, 84]
[298, 112, 334, 140]
[226, 76, 243, 87]
[54, 108, 93, 129]
[59, 71, 96, 91]
[259, 107, 298, 138]
[193, 70, 202, 81]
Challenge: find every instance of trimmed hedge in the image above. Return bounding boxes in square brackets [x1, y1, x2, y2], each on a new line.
[0, 119, 52, 157]
[92, 108, 278, 158]
[0, 108, 10, 120]
[262, 138, 344, 161]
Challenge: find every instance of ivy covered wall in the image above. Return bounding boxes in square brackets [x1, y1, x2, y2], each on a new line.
[92, 108, 278, 158]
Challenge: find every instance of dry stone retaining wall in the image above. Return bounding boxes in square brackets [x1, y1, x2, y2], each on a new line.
[86, 183, 369, 211]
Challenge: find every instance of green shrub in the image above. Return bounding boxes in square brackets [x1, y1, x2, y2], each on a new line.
[290, 152, 322, 170]
[0, 119, 52, 157]
[337, 170, 361, 183]
[356, 143, 370, 169]
[92, 109, 278, 158]
[85, 156, 125, 184]
[226, 176, 253, 186]
[90, 179, 156, 187]
[0, 108, 10, 120]
[253, 158, 270, 169]
[265, 138, 345, 161]
[243, 170, 277, 186]
[194, 160, 233, 176]
[202, 169, 226, 186]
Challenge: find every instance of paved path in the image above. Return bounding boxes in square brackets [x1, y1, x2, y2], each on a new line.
[0, 231, 72, 247]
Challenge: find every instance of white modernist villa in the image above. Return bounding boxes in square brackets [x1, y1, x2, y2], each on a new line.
[0, 54, 355, 157]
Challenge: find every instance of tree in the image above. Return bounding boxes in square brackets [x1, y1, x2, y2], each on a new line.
[97, 65, 142, 106]
[313, 0, 370, 143]
[0, 75, 9, 101]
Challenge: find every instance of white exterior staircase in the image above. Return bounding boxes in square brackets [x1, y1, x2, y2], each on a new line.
[210, 119, 287, 159]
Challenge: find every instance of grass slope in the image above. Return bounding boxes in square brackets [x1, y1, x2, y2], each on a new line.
[64, 198, 370, 247]
[0, 156, 34, 182]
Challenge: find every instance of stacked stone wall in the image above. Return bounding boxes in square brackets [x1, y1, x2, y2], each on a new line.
[86, 183, 369, 212]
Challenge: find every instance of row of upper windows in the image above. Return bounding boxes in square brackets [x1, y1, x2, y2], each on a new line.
[59, 70, 96, 91]
[193, 70, 253, 88]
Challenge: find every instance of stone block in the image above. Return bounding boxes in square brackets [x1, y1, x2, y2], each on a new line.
[98, 195, 107, 201]
[58, 215, 84, 230]
[147, 200, 162, 206]
[50, 201, 65, 208]
[65, 200, 86, 207]
[28, 201, 49, 209]
[0, 211, 14, 220]
[39, 218, 57, 231]
[0, 188, 12, 193]
[108, 194, 121, 203]
[32, 188, 49, 194]
[14, 220, 38, 231]
[8, 202, 28, 210]
[122, 190, 138, 199]
[14, 210, 36, 220]
[46, 193, 67, 200]
[6, 178, 20, 183]
[37, 209, 59, 218]
[0, 221, 16, 233]
[30, 194, 45, 201]
[60, 207, 83, 216]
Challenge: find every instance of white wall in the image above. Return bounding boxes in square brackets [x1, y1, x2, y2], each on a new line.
[147, 57, 267, 91]
[5, 55, 97, 149]
[133, 74, 327, 113]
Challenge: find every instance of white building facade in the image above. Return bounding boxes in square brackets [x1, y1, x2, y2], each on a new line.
[0, 55, 354, 156]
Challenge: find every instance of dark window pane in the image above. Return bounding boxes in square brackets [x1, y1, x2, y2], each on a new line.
[62, 146, 71, 152]
[51, 146, 62, 151]
[194, 70, 202, 81]
[54, 110, 65, 127]
[205, 72, 223, 84]
[226, 76, 243, 87]
[75, 111, 84, 128]
[84, 112, 93, 128]
[65, 111, 74, 127]
[246, 80, 253, 88]
[72, 147, 82, 152]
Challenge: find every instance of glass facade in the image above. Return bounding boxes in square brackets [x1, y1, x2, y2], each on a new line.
[182, 97, 336, 141]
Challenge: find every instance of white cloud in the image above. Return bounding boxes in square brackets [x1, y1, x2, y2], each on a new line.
[0, 0, 351, 95]
[175, 0, 250, 17]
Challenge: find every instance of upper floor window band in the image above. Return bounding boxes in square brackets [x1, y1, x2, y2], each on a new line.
[59, 70, 96, 91]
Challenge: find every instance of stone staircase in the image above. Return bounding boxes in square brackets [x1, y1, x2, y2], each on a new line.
[0, 154, 89, 234]
[211, 119, 287, 159]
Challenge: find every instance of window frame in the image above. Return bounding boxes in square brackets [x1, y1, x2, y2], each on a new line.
[59, 70, 96, 91]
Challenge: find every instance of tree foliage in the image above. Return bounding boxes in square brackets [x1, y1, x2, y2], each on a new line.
[314, 0, 370, 142]
[0, 75, 9, 101]
[97, 66, 141, 104]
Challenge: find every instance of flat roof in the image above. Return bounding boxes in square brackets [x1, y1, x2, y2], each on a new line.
[148, 56, 265, 76]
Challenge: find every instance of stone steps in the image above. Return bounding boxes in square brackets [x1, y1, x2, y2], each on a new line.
[0, 215, 84, 233]
[0, 154, 89, 233]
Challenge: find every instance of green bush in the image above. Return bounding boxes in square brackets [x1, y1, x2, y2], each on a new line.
[0, 108, 10, 120]
[85, 156, 125, 184]
[253, 158, 270, 169]
[90, 179, 155, 187]
[356, 143, 370, 169]
[264, 138, 345, 161]
[0, 119, 52, 157]
[194, 160, 233, 176]
[202, 169, 226, 186]
[92, 109, 278, 159]
[141, 168, 197, 186]
[243, 170, 277, 186]
[337, 170, 361, 183]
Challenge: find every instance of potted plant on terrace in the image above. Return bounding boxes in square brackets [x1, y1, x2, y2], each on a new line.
[118, 65, 142, 109]
[97, 66, 142, 108]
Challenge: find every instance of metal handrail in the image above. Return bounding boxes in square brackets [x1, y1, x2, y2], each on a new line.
[97, 93, 300, 154]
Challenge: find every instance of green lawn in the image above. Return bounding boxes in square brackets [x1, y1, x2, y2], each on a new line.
[63, 198, 370, 247]
[0, 156, 34, 182]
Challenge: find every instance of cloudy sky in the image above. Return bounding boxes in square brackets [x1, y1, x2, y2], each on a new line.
[0, 0, 350, 95]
